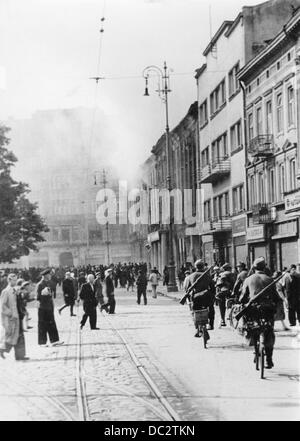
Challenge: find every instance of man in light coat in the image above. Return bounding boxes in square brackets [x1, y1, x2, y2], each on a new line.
[0, 273, 28, 360]
[148, 267, 160, 298]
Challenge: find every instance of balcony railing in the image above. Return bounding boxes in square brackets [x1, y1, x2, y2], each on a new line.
[248, 135, 274, 157]
[211, 215, 232, 231]
[251, 203, 276, 224]
[201, 216, 232, 234]
[200, 156, 230, 184]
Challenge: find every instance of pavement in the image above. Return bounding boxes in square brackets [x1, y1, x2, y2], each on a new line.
[0, 285, 299, 421]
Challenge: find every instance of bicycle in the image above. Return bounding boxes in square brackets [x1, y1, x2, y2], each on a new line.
[188, 302, 210, 348]
[246, 316, 273, 379]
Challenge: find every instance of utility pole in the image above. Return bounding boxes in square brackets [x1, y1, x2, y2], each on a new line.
[101, 169, 111, 265]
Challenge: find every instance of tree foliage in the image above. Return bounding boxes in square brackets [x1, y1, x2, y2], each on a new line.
[0, 124, 49, 263]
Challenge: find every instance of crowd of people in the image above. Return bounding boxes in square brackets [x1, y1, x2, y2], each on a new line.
[0, 258, 299, 369]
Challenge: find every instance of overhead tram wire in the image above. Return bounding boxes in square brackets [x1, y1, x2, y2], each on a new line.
[84, 0, 107, 192]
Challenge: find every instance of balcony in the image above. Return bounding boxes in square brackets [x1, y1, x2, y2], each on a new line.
[211, 216, 232, 232]
[248, 135, 274, 157]
[200, 156, 230, 184]
[201, 216, 232, 234]
[251, 203, 276, 224]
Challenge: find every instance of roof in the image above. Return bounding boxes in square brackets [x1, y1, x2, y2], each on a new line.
[203, 21, 233, 56]
[238, 8, 300, 82]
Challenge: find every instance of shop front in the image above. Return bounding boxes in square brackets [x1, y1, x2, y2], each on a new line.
[247, 225, 268, 266]
[232, 215, 247, 267]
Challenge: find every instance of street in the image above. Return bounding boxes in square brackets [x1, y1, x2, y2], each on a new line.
[0, 286, 299, 421]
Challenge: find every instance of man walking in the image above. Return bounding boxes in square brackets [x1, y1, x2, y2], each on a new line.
[149, 267, 160, 298]
[101, 268, 116, 314]
[136, 270, 148, 305]
[59, 272, 76, 316]
[79, 274, 99, 329]
[36, 269, 64, 347]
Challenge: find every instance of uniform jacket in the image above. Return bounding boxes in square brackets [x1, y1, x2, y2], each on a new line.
[36, 279, 54, 311]
[184, 271, 215, 307]
[0, 286, 20, 348]
[239, 271, 278, 308]
[232, 270, 248, 299]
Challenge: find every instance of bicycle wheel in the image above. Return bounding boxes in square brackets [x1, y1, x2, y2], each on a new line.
[260, 347, 265, 379]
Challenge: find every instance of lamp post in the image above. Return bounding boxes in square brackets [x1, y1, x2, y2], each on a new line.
[142, 61, 178, 292]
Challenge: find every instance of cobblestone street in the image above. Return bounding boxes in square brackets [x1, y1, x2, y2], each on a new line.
[0, 287, 299, 421]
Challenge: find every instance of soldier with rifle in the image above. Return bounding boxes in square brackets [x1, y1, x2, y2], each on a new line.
[238, 257, 280, 369]
[181, 260, 215, 336]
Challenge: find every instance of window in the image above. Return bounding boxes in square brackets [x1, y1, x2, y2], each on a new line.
[210, 79, 226, 115]
[212, 132, 228, 162]
[61, 228, 70, 242]
[249, 174, 256, 207]
[228, 62, 240, 97]
[230, 120, 242, 152]
[266, 100, 273, 135]
[287, 86, 295, 126]
[266, 70, 270, 79]
[72, 227, 80, 242]
[52, 228, 59, 241]
[287, 52, 291, 62]
[201, 147, 209, 167]
[232, 185, 244, 214]
[277, 61, 281, 70]
[279, 163, 285, 199]
[268, 168, 276, 203]
[276, 92, 283, 132]
[256, 107, 262, 135]
[290, 158, 296, 191]
[204, 200, 211, 222]
[258, 172, 265, 203]
[248, 112, 254, 141]
[199, 100, 208, 127]
[213, 192, 229, 219]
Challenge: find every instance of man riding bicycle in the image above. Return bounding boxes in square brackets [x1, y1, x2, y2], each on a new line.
[184, 260, 215, 337]
[239, 257, 279, 369]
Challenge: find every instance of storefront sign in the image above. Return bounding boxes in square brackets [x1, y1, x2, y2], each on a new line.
[147, 231, 160, 243]
[246, 225, 265, 242]
[285, 190, 300, 214]
[232, 216, 246, 236]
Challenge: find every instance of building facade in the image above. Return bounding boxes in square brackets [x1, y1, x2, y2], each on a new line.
[238, 7, 300, 271]
[137, 102, 199, 274]
[196, 0, 300, 267]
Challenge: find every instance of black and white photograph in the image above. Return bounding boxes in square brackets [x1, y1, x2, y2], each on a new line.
[0, 0, 299, 424]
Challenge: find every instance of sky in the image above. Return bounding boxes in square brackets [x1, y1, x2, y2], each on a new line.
[0, 0, 262, 175]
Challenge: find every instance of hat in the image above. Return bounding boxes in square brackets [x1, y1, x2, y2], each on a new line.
[41, 268, 51, 276]
[17, 278, 24, 286]
[237, 261, 246, 269]
[253, 257, 266, 271]
[21, 281, 30, 289]
[105, 269, 112, 277]
[221, 263, 231, 271]
[195, 259, 205, 271]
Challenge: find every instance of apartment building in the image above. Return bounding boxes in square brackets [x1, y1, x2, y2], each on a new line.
[196, 0, 300, 267]
[238, 7, 300, 270]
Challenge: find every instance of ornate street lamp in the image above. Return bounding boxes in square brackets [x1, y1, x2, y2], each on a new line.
[142, 62, 178, 292]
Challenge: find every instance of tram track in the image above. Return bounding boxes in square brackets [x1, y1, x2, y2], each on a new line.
[101, 311, 182, 422]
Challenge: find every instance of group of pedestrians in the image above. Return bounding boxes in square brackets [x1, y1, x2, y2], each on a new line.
[183, 257, 300, 369]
